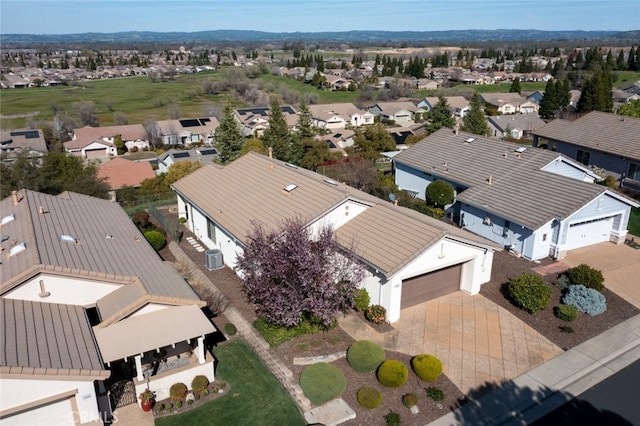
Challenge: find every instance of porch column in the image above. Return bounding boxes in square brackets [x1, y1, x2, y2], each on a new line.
[196, 336, 205, 365]
[134, 354, 144, 382]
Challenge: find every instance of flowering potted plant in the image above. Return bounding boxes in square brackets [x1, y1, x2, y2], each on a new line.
[139, 388, 155, 412]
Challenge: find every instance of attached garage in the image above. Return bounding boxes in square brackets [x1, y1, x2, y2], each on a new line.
[401, 263, 462, 309]
[566, 217, 612, 250]
[1, 395, 76, 426]
[85, 148, 107, 159]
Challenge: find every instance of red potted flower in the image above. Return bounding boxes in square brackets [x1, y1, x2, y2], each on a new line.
[139, 388, 155, 412]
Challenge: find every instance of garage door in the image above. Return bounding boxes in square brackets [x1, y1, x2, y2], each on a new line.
[3, 397, 75, 426]
[401, 263, 462, 309]
[566, 217, 612, 250]
[85, 148, 106, 159]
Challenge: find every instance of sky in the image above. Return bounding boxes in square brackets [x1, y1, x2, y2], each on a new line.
[1, 0, 639, 35]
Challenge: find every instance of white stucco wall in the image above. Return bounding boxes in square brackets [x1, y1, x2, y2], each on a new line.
[3, 274, 121, 307]
[137, 358, 214, 402]
[308, 199, 369, 238]
[0, 378, 99, 425]
[128, 303, 169, 318]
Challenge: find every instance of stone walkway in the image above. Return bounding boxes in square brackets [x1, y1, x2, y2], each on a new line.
[168, 242, 312, 412]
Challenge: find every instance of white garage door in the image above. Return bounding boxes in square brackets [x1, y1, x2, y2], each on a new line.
[566, 217, 612, 250]
[2, 397, 75, 426]
[85, 148, 106, 159]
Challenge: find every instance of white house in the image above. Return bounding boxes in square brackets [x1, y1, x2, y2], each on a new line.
[307, 103, 375, 129]
[65, 124, 150, 158]
[171, 152, 499, 323]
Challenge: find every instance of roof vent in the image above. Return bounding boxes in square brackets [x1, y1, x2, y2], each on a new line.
[9, 242, 26, 256]
[1, 214, 15, 226]
[284, 183, 298, 192]
[323, 178, 338, 186]
[464, 137, 476, 143]
[60, 234, 78, 244]
[515, 146, 527, 153]
[285, 163, 298, 169]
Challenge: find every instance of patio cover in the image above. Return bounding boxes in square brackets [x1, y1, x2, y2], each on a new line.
[93, 305, 216, 363]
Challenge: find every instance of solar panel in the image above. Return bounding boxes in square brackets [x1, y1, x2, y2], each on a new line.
[10, 130, 40, 139]
[199, 149, 217, 156]
[179, 119, 200, 128]
[334, 133, 342, 138]
[172, 152, 191, 159]
[199, 118, 211, 124]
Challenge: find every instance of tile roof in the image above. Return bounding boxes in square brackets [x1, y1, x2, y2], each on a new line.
[530, 111, 640, 161]
[481, 92, 529, 106]
[487, 114, 547, 132]
[0, 129, 47, 154]
[0, 190, 201, 308]
[1, 298, 109, 379]
[423, 96, 470, 110]
[172, 153, 498, 278]
[97, 157, 156, 189]
[308, 103, 368, 121]
[73, 124, 147, 142]
[392, 128, 625, 229]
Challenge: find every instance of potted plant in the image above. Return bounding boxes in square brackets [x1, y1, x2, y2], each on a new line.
[139, 388, 155, 412]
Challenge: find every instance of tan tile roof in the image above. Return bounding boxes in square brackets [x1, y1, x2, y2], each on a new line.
[1, 298, 109, 379]
[530, 111, 640, 160]
[0, 190, 201, 307]
[73, 124, 147, 142]
[481, 92, 528, 106]
[424, 96, 470, 110]
[63, 138, 113, 150]
[172, 153, 498, 277]
[308, 103, 370, 121]
[97, 157, 156, 189]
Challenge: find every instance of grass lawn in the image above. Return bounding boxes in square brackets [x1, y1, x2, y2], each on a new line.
[628, 207, 640, 237]
[155, 339, 304, 426]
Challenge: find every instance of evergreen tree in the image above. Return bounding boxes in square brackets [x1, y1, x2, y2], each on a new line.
[577, 67, 613, 113]
[616, 50, 627, 70]
[461, 93, 489, 136]
[261, 98, 293, 161]
[427, 96, 455, 134]
[539, 79, 558, 119]
[215, 105, 245, 164]
[509, 78, 522, 94]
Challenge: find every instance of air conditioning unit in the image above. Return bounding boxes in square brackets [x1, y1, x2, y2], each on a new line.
[205, 249, 223, 270]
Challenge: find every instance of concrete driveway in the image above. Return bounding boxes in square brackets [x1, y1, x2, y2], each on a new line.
[562, 242, 640, 309]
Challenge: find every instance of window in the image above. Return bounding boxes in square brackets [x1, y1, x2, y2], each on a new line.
[207, 219, 216, 244]
[576, 149, 590, 166]
[542, 233, 548, 242]
[503, 220, 510, 237]
[628, 162, 640, 181]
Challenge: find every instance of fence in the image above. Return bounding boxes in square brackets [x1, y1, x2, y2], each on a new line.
[148, 202, 181, 242]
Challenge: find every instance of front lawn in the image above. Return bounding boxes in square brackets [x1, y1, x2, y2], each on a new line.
[155, 339, 305, 426]
[628, 207, 640, 237]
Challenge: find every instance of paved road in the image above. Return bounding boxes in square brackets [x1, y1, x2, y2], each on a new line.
[532, 359, 640, 425]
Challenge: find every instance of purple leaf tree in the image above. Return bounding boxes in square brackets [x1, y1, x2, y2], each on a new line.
[236, 218, 364, 328]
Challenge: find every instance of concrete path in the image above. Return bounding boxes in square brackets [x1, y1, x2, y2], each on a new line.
[168, 242, 312, 412]
[428, 314, 640, 425]
[339, 292, 563, 395]
[111, 403, 154, 426]
[562, 242, 640, 308]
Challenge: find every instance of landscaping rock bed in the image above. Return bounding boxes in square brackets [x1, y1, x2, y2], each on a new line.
[152, 381, 228, 419]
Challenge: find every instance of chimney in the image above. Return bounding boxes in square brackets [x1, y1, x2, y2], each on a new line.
[394, 199, 398, 206]
[487, 175, 493, 185]
[268, 147, 273, 159]
[38, 206, 44, 215]
[454, 124, 459, 135]
[11, 190, 18, 206]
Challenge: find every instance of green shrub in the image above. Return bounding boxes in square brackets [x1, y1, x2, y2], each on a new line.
[385, 411, 401, 426]
[508, 272, 552, 314]
[166, 402, 173, 411]
[299, 362, 347, 405]
[411, 354, 443, 382]
[425, 386, 445, 401]
[131, 210, 150, 229]
[377, 360, 409, 388]
[191, 375, 209, 393]
[357, 386, 383, 409]
[353, 288, 370, 312]
[554, 304, 579, 322]
[563, 284, 607, 316]
[565, 264, 605, 292]
[402, 393, 418, 408]
[176, 400, 183, 408]
[553, 274, 572, 291]
[425, 180, 454, 207]
[559, 325, 575, 333]
[365, 305, 386, 324]
[169, 382, 188, 401]
[156, 403, 165, 412]
[144, 230, 167, 251]
[224, 323, 237, 336]
[187, 399, 193, 405]
[346, 340, 386, 373]
[254, 317, 334, 347]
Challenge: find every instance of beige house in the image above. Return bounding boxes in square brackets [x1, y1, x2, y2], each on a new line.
[308, 103, 375, 129]
[65, 124, 149, 158]
[0, 190, 216, 425]
[481, 93, 540, 115]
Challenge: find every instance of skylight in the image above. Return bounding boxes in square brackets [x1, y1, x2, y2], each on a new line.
[465, 137, 476, 143]
[60, 234, 78, 244]
[515, 146, 527, 153]
[284, 184, 298, 192]
[1, 214, 15, 225]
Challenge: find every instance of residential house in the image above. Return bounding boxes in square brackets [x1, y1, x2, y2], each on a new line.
[531, 111, 640, 188]
[234, 106, 298, 137]
[480, 93, 540, 115]
[393, 128, 638, 261]
[0, 74, 32, 89]
[418, 96, 471, 119]
[65, 124, 149, 158]
[318, 130, 355, 155]
[156, 117, 220, 146]
[171, 153, 498, 323]
[487, 114, 547, 140]
[0, 129, 48, 162]
[0, 190, 216, 425]
[307, 103, 374, 130]
[157, 147, 218, 174]
[367, 102, 426, 125]
[414, 78, 439, 90]
[97, 157, 156, 200]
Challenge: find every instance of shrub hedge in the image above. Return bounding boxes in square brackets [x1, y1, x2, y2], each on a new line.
[563, 284, 607, 316]
[169, 382, 188, 401]
[425, 386, 445, 401]
[224, 322, 237, 336]
[357, 386, 383, 409]
[554, 304, 579, 322]
[553, 274, 572, 291]
[565, 264, 605, 292]
[144, 230, 166, 251]
[346, 340, 386, 373]
[508, 272, 552, 314]
[190, 375, 209, 393]
[411, 354, 443, 382]
[353, 288, 371, 312]
[377, 360, 408, 388]
[365, 305, 386, 324]
[299, 362, 346, 405]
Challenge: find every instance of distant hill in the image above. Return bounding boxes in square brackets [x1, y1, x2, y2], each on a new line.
[2, 29, 638, 45]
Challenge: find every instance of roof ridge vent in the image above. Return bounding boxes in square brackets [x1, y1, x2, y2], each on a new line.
[323, 178, 338, 186]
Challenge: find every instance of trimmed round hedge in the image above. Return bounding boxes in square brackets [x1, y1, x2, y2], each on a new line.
[144, 230, 167, 251]
[346, 340, 386, 373]
[169, 382, 188, 401]
[377, 359, 408, 388]
[411, 354, 443, 382]
[190, 375, 209, 393]
[508, 272, 552, 314]
[299, 362, 346, 405]
[357, 386, 383, 409]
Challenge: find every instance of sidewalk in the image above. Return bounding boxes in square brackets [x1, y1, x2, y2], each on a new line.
[428, 314, 640, 425]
